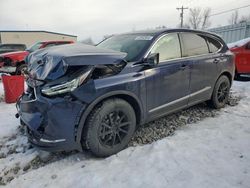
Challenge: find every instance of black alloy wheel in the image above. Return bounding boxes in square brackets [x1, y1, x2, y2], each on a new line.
[83, 98, 136, 157]
[217, 82, 229, 103]
[208, 75, 230, 109]
[98, 110, 130, 147]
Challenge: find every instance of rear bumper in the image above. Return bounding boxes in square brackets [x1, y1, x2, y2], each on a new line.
[17, 87, 86, 152]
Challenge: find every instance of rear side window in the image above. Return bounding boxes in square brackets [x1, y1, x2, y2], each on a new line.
[206, 37, 222, 53]
[150, 33, 181, 62]
[181, 33, 209, 57]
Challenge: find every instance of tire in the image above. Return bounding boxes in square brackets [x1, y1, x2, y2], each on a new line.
[83, 98, 136, 157]
[208, 75, 230, 109]
[16, 64, 27, 75]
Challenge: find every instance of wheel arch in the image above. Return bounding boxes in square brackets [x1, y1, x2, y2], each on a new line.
[75, 90, 144, 149]
[219, 71, 233, 86]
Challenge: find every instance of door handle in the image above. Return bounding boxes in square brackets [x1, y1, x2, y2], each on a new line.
[213, 59, 220, 64]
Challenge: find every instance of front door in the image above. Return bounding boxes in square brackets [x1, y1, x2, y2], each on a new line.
[145, 33, 191, 120]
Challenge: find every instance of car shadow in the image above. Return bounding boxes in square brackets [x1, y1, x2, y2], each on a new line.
[234, 75, 250, 82]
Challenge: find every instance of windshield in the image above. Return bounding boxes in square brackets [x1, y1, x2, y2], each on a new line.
[97, 34, 153, 62]
[26, 42, 43, 52]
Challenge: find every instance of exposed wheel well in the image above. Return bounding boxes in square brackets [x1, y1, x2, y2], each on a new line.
[90, 95, 142, 126]
[113, 94, 141, 125]
[220, 71, 233, 86]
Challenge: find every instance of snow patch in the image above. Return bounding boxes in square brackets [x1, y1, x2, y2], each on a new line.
[0, 81, 250, 188]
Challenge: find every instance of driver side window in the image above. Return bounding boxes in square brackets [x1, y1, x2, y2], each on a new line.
[150, 33, 181, 62]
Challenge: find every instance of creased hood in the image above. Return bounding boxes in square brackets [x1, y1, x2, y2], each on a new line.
[27, 43, 127, 81]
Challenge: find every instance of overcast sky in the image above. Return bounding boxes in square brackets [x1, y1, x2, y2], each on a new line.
[0, 0, 249, 43]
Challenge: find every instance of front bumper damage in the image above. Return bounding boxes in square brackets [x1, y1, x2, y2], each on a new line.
[17, 86, 85, 151]
[16, 44, 128, 152]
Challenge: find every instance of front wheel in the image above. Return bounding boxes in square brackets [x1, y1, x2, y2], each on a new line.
[208, 75, 230, 109]
[83, 98, 136, 157]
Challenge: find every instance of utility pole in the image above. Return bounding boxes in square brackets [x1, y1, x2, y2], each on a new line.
[176, 6, 188, 28]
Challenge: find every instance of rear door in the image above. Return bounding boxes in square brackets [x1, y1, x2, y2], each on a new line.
[179, 33, 222, 105]
[145, 33, 191, 119]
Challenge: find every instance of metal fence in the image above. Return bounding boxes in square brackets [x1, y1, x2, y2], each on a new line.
[208, 21, 250, 43]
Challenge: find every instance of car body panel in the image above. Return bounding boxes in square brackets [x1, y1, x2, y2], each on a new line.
[145, 59, 191, 120]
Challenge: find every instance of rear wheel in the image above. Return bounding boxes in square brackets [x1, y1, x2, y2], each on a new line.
[83, 98, 136, 157]
[208, 75, 230, 109]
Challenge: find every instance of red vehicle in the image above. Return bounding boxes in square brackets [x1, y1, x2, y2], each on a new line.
[0, 40, 74, 75]
[228, 37, 250, 78]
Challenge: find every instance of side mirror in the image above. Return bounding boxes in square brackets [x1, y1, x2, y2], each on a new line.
[144, 53, 159, 67]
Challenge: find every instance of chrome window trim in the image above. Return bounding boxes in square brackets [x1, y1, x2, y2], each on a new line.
[40, 138, 66, 143]
[149, 86, 211, 113]
[143, 32, 223, 64]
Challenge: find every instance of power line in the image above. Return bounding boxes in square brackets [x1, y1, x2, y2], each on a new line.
[210, 4, 250, 17]
[176, 6, 189, 28]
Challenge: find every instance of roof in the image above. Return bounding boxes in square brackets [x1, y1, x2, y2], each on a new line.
[0, 30, 77, 38]
[120, 28, 221, 37]
[125, 28, 215, 34]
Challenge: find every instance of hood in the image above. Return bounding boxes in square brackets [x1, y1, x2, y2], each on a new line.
[27, 43, 127, 81]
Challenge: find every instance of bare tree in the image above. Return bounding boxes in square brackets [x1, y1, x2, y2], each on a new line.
[228, 10, 239, 25]
[239, 14, 250, 23]
[202, 8, 211, 29]
[188, 7, 202, 29]
[187, 7, 211, 29]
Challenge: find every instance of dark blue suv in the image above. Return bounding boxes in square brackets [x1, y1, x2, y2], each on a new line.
[17, 29, 235, 157]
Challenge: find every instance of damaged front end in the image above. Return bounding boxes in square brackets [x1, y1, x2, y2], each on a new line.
[17, 44, 127, 151]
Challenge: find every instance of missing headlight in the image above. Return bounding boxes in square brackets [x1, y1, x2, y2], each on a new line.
[41, 67, 93, 96]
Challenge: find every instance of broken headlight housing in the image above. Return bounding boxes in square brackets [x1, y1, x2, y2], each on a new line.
[41, 69, 92, 96]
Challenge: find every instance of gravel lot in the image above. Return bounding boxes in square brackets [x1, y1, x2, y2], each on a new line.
[129, 91, 241, 146]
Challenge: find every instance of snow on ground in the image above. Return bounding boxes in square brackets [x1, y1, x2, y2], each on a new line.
[0, 80, 250, 188]
[0, 82, 19, 139]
